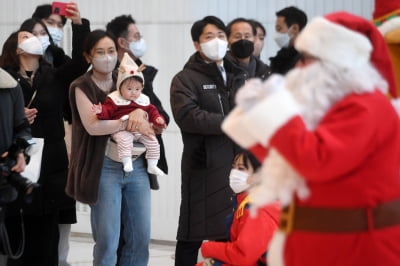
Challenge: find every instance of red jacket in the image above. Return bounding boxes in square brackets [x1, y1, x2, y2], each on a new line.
[97, 91, 164, 127]
[198, 193, 280, 266]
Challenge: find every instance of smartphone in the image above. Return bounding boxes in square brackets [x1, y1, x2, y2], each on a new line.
[52, 2, 69, 16]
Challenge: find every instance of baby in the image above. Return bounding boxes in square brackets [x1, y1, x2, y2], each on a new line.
[93, 53, 166, 175]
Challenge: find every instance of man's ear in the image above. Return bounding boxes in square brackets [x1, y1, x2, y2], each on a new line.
[193, 41, 201, 52]
[118, 37, 127, 49]
[291, 23, 300, 36]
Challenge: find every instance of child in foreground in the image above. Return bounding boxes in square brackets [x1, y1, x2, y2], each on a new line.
[196, 150, 280, 266]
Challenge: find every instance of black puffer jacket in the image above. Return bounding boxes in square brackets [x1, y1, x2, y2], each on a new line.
[170, 52, 246, 241]
[136, 58, 170, 176]
[269, 46, 301, 74]
[225, 53, 271, 80]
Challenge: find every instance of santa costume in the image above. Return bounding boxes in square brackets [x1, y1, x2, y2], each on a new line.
[373, 0, 400, 95]
[222, 12, 400, 266]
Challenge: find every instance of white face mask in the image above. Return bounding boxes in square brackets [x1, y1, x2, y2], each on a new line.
[129, 38, 147, 58]
[274, 32, 290, 48]
[38, 35, 50, 52]
[18, 36, 43, 55]
[91, 54, 118, 74]
[229, 169, 250, 194]
[47, 26, 63, 46]
[200, 38, 228, 61]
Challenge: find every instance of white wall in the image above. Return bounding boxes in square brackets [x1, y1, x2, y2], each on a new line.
[0, 0, 374, 242]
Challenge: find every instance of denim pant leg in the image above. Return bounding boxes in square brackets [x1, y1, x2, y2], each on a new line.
[90, 156, 123, 266]
[119, 157, 151, 266]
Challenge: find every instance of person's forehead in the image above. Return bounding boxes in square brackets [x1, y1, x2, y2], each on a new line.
[202, 24, 225, 35]
[19, 31, 33, 38]
[256, 27, 265, 36]
[48, 14, 63, 24]
[93, 37, 115, 49]
[33, 23, 45, 32]
[123, 78, 142, 86]
[230, 22, 253, 33]
[126, 23, 140, 36]
[275, 16, 287, 27]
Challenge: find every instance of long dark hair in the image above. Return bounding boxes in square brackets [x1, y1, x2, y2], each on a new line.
[20, 18, 55, 45]
[0, 31, 19, 70]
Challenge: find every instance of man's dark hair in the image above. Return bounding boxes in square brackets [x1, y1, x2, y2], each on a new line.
[191, 16, 227, 42]
[227, 18, 257, 37]
[106, 15, 136, 39]
[276, 6, 308, 30]
[32, 4, 67, 25]
[249, 19, 266, 36]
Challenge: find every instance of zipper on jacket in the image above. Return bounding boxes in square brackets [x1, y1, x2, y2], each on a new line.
[218, 93, 225, 116]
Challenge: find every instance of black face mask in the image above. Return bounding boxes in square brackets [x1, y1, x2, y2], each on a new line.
[230, 39, 254, 59]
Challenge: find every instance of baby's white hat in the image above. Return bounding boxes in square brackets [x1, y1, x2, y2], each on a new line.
[116, 52, 145, 90]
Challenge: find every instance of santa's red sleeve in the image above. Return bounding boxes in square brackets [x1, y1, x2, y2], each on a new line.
[223, 88, 383, 182]
[200, 204, 280, 265]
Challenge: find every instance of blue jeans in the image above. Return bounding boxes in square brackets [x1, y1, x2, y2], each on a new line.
[90, 156, 151, 266]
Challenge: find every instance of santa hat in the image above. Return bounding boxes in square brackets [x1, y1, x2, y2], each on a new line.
[116, 52, 145, 90]
[295, 11, 398, 98]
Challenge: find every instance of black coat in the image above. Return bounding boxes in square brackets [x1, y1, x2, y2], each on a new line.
[225, 53, 271, 80]
[4, 20, 90, 216]
[6, 63, 72, 215]
[0, 70, 31, 154]
[136, 58, 170, 176]
[170, 53, 246, 241]
[269, 46, 301, 74]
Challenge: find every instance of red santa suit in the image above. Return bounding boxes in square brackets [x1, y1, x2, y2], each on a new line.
[222, 12, 400, 266]
[197, 193, 280, 266]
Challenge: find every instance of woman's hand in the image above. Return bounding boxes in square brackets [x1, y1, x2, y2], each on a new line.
[66, 2, 82, 25]
[25, 108, 38, 125]
[9, 152, 27, 173]
[126, 109, 154, 137]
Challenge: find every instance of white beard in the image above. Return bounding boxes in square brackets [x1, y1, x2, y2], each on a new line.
[250, 61, 387, 266]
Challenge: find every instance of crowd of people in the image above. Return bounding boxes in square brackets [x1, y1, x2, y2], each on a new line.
[0, 0, 400, 266]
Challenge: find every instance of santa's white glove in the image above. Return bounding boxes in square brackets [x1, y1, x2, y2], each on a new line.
[391, 98, 400, 117]
[235, 74, 285, 111]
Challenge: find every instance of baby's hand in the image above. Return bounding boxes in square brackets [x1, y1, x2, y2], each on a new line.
[92, 102, 102, 114]
[155, 117, 166, 128]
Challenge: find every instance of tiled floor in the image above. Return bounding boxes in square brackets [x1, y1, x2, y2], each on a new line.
[69, 234, 176, 266]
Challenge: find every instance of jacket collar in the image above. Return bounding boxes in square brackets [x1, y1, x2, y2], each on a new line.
[0, 68, 17, 89]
